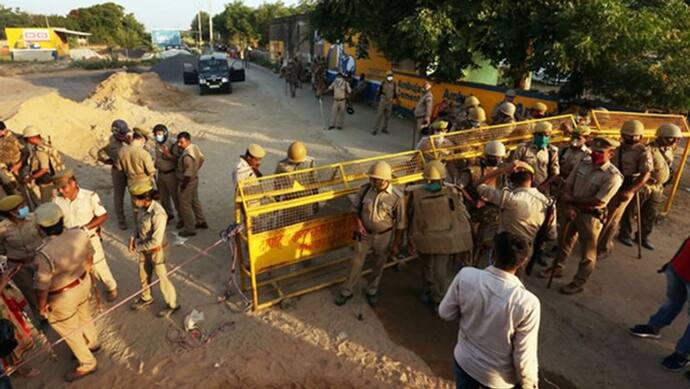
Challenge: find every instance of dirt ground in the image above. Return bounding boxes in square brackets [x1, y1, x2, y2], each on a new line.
[2, 64, 690, 388]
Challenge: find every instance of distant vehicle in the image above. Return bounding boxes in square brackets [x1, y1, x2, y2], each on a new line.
[182, 53, 246, 95]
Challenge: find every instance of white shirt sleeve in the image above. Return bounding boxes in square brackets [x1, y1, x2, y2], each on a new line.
[512, 298, 541, 389]
[91, 192, 107, 217]
[438, 271, 462, 321]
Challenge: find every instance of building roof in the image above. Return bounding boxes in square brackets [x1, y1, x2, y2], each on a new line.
[51, 28, 91, 37]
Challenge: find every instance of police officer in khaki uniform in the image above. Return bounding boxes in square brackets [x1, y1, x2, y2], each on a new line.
[491, 101, 517, 125]
[510, 121, 560, 193]
[456, 95, 481, 124]
[597, 120, 652, 257]
[373, 71, 398, 135]
[176, 132, 207, 237]
[32, 202, 100, 382]
[0, 195, 42, 311]
[233, 144, 265, 203]
[413, 81, 434, 147]
[618, 123, 681, 250]
[53, 169, 118, 301]
[540, 137, 623, 294]
[275, 141, 315, 174]
[457, 106, 487, 130]
[408, 160, 472, 307]
[325, 72, 352, 130]
[525, 102, 548, 120]
[336, 161, 406, 307]
[97, 119, 131, 230]
[128, 181, 180, 317]
[558, 125, 592, 180]
[22, 125, 61, 205]
[457, 140, 507, 266]
[152, 124, 181, 222]
[0, 121, 24, 198]
[491, 89, 517, 121]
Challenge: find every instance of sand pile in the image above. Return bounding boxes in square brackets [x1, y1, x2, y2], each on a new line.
[86, 71, 190, 111]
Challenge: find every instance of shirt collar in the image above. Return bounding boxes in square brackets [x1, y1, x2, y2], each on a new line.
[486, 266, 524, 286]
[145, 202, 156, 213]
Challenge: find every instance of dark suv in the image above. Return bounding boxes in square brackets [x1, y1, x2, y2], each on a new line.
[183, 53, 245, 95]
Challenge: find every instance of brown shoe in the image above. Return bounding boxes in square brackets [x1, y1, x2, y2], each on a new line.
[559, 282, 584, 295]
[195, 222, 209, 229]
[106, 288, 118, 302]
[538, 267, 563, 279]
[64, 367, 97, 382]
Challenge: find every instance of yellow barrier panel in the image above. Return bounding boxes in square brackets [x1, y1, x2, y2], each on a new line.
[590, 110, 690, 213]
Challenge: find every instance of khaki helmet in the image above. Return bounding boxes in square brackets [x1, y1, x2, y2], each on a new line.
[469, 107, 486, 122]
[0, 195, 23, 212]
[423, 160, 447, 181]
[431, 120, 449, 131]
[484, 140, 507, 157]
[532, 102, 548, 114]
[35, 202, 63, 227]
[367, 161, 392, 181]
[129, 180, 154, 196]
[385, 70, 394, 77]
[498, 102, 516, 116]
[505, 89, 517, 98]
[621, 120, 644, 136]
[462, 95, 480, 109]
[532, 121, 553, 134]
[22, 125, 40, 138]
[591, 136, 620, 152]
[572, 125, 592, 136]
[656, 123, 682, 138]
[287, 141, 307, 163]
[247, 143, 266, 159]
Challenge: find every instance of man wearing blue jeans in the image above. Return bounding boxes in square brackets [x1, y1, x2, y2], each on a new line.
[630, 236, 690, 371]
[440, 231, 540, 389]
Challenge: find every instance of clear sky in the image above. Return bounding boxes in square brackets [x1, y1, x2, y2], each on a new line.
[2, 0, 297, 31]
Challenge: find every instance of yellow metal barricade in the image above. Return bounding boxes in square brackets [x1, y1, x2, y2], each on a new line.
[590, 110, 690, 212]
[236, 150, 426, 310]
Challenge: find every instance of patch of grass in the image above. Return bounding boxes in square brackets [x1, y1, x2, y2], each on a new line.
[70, 58, 160, 70]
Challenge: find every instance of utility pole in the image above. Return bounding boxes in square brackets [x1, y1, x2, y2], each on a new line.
[208, 0, 214, 49]
[197, 10, 203, 48]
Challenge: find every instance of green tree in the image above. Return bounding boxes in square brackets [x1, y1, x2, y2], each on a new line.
[214, 1, 257, 47]
[253, 1, 292, 46]
[190, 11, 211, 44]
[66, 2, 148, 47]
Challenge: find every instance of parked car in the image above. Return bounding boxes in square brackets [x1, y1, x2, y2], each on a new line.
[182, 53, 246, 95]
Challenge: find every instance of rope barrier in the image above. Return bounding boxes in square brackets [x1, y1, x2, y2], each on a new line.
[3, 237, 226, 378]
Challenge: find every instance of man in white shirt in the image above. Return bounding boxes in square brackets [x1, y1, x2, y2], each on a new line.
[232, 143, 265, 204]
[52, 169, 119, 301]
[440, 231, 540, 389]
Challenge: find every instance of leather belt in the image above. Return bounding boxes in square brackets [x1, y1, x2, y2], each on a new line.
[159, 169, 176, 174]
[48, 271, 87, 296]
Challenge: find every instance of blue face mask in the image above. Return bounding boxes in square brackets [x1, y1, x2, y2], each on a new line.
[16, 206, 29, 220]
[533, 134, 549, 149]
[424, 182, 442, 192]
[155, 134, 166, 143]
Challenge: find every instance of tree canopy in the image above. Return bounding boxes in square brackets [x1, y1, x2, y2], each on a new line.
[312, 0, 690, 112]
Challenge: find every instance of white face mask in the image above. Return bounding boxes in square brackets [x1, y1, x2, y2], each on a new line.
[386, 76, 393, 82]
[155, 134, 165, 143]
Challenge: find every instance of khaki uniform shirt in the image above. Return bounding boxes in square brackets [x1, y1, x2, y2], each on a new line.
[116, 144, 156, 185]
[566, 158, 623, 209]
[135, 200, 167, 253]
[28, 143, 51, 185]
[378, 81, 397, 103]
[511, 143, 560, 185]
[33, 229, 94, 291]
[559, 144, 590, 178]
[647, 140, 674, 186]
[177, 143, 204, 180]
[476, 185, 556, 243]
[98, 136, 127, 168]
[612, 143, 653, 179]
[53, 188, 107, 232]
[155, 137, 181, 173]
[351, 183, 406, 233]
[414, 91, 433, 119]
[0, 132, 23, 166]
[275, 157, 315, 174]
[0, 215, 43, 261]
[328, 78, 351, 100]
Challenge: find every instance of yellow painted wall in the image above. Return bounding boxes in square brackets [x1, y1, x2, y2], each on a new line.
[5, 28, 70, 56]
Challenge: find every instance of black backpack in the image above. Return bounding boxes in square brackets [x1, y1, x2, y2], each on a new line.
[0, 319, 17, 358]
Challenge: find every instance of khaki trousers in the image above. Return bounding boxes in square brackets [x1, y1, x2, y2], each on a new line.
[421, 252, 471, 303]
[597, 194, 633, 255]
[619, 185, 663, 241]
[554, 213, 603, 286]
[374, 101, 393, 131]
[414, 117, 427, 149]
[340, 230, 392, 297]
[89, 234, 117, 292]
[331, 99, 346, 127]
[178, 177, 206, 233]
[11, 265, 38, 311]
[157, 171, 179, 218]
[111, 168, 128, 223]
[138, 249, 177, 308]
[48, 276, 99, 372]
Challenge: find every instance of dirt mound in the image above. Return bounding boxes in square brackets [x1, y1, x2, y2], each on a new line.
[86, 71, 189, 111]
[151, 52, 196, 84]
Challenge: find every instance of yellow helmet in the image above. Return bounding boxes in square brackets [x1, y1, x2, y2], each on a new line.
[484, 140, 507, 157]
[532, 102, 547, 114]
[431, 120, 449, 131]
[22, 125, 41, 138]
[385, 70, 394, 77]
[129, 180, 154, 196]
[287, 141, 307, 163]
[505, 89, 517, 97]
[462, 96, 480, 109]
[656, 123, 682, 138]
[532, 121, 553, 134]
[498, 102, 516, 116]
[423, 160, 447, 181]
[469, 107, 486, 122]
[35, 203, 63, 227]
[0, 195, 23, 212]
[367, 161, 392, 181]
[621, 120, 644, 136]
[572, 125, 592, 136]
[247, 143, 266, 159]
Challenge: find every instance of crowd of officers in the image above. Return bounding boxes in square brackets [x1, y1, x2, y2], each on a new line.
[0, 119, 211, 381]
